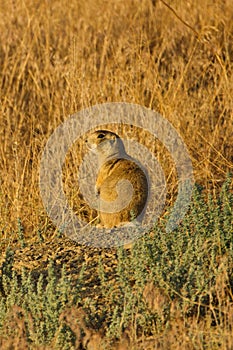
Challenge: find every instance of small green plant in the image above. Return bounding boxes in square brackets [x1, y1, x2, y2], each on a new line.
[0, 178, 232, 348]
[17, 218, 26, 248]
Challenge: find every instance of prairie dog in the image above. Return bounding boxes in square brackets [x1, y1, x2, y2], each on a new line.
[86, 130, 149, 228]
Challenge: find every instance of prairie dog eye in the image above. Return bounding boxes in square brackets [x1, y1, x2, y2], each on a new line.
[97, 133, 105, 139]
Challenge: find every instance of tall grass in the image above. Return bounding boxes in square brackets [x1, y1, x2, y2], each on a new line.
[0, 0, 232, 239]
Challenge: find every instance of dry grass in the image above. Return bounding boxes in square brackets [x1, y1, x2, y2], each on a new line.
[1, 296, 233, 349]
[0, 0, 232, 239]
[0, 0, 233, 347]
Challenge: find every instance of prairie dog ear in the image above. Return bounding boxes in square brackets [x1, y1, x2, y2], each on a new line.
[110, 135, 118, 145]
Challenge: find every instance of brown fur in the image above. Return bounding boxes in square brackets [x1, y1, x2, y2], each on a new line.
[86, 130, 149, 228]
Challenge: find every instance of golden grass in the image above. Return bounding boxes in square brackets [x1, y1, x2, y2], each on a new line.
[0, 0, 232, 238]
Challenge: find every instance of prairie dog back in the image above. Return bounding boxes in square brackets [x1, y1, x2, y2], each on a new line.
[86, 130, 149, 228]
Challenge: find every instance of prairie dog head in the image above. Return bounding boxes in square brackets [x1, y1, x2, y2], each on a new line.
[86, 130, 127, 164]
